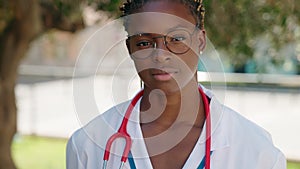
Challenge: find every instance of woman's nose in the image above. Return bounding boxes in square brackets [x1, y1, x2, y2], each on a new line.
[152, 38, 171, 63]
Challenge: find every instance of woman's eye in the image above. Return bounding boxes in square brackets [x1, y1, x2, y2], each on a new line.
[136, 41, 151, 48]
[170, 36, 186, 42]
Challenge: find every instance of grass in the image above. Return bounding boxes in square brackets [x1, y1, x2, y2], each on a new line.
[11, 135, 300, 169]
[288, 161, 300, 169]
[12, 135, 67, 169]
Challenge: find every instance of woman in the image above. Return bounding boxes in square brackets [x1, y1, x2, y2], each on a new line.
[67, 0, 286, 168]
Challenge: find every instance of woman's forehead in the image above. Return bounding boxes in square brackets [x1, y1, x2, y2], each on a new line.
[137, 0, 195, 22]
[125, 1, 196, 35]
[126, 12, 196, 35]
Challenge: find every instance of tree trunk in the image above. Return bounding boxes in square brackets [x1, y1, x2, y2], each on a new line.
[0, 0, 42, 168]
[0, 69, 18, 169]
[0, 22, 35, 169]
[0, 0, 84, 167]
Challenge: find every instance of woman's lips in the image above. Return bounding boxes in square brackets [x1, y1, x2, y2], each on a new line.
[153, 73, 173, 81]
[152, 69, 178, 81]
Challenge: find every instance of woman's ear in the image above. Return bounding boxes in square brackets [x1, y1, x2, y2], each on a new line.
[198, 29, 206, 53]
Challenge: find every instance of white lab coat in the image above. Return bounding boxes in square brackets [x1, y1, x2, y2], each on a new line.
[66, 88, 286, 169]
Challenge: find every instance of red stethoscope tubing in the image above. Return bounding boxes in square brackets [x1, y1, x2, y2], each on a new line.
[103, 90, 144, 169]
[199, 87, 211, 169]
[103, 87, 211, 169]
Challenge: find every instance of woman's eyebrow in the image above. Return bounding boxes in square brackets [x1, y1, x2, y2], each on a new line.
[129, 32, 152, 38]
[132, 32, 151, 36]
[136, 33, 151, 36]
[167, 24, 194, 32]
[128, 24, 194, 36]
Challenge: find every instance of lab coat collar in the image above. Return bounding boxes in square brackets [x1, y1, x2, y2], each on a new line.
[198, 86, 230, 151]
[127, 86, 229, 159]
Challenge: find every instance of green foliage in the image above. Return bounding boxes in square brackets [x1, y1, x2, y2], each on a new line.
[41, 0, 84, 25]
[53, 0, 73, 15]
[97, 0, 121, 14]
[204, 0, 300, 73]
[0, 1, 14, 34]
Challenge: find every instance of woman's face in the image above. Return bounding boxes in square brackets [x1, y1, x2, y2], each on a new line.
[126, 1, 206, 94]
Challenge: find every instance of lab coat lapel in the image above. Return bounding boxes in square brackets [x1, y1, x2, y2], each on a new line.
[126, 98, 153, 169]
[198, 94, 230, 149]
[182, 94, 230, 169]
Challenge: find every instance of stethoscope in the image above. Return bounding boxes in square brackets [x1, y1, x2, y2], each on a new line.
[103, 87, 211, 169]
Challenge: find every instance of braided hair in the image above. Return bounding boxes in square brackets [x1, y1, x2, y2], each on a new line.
[119, 0, 205, 30]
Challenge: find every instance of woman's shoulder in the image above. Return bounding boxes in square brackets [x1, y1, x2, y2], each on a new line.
[68, 100, 131, 147]
[66, 100, 133, 168]
[221, 105, 284, 157]
[222, 105, 273, 143]
[202, 86, 274, 146]
[219, 105, 286, 167]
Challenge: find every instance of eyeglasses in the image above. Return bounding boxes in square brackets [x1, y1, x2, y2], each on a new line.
[127, 28, 196, 59]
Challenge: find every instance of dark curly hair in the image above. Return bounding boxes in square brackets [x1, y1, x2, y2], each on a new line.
[119, 0, 205, 30]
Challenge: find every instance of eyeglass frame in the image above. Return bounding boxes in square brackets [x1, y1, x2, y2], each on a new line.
[126, 26, 199, 59]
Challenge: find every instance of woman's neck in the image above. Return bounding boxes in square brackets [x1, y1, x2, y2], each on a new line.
[140, 79, 205, 129]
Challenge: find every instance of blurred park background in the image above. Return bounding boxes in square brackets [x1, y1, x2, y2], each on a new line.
[0, 0, 300, 169]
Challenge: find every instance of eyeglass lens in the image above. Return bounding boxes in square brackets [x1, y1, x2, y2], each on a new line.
[128, 29, 192, 59]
